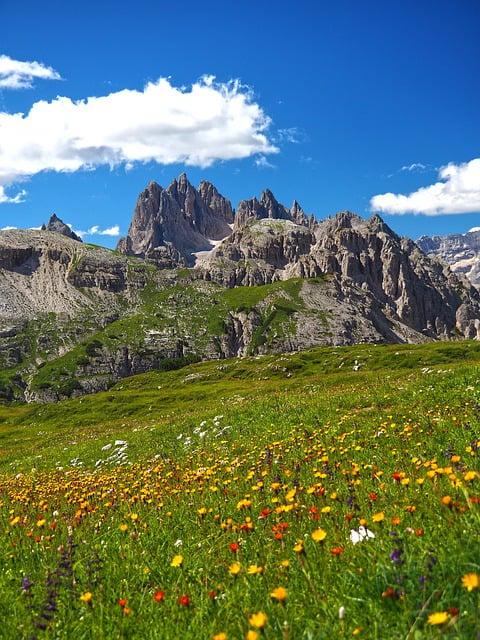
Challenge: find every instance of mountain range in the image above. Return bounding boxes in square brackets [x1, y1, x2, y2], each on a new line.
[1, 173, 479, 403]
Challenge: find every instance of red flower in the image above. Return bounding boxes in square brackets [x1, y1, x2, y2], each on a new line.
[330, 547, 344, 556]
[369, 492, 378, 501]
[118, 598, 128, 607]
[208, 590, 216, 600]
[229, 542, 240, 553]
[178, 595, 190, 606]
[153, 590, 165, 602]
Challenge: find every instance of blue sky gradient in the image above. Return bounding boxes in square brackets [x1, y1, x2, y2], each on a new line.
[1, 0, 479, 247]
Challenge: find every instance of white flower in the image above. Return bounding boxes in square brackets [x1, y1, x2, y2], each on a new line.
[174, 539, 183, 547]
[349, 526, 375, 544]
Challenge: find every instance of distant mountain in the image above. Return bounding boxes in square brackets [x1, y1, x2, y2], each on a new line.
[41, 213, 83, 242]
[1, 175, 479, 403]
[417, 230, 480, 287]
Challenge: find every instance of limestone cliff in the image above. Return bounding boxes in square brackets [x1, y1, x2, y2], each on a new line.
[417, 230, 480, 287]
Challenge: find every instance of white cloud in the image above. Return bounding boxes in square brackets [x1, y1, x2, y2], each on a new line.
[1, 225, 17, 230]
[94, 225, 120, 237]
[0, 75, 278, 203]
[0, 54, 61, 90]
[74, 224, 121, 238]
[400, 162, 427, 172]
[0, 185, 26, 203]
[255, 155, 276, 169]
[275, 127, 305, 144]
[371, 158, 480, 215]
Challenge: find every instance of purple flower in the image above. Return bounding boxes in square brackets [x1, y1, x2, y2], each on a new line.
[389, 548, 404, 565]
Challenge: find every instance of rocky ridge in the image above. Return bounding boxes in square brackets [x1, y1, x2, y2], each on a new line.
[416, 229, 480, 287]
[1, 174, 480, 403]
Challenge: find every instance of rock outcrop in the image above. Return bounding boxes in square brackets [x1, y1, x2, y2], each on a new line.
[41, 214, 82, 242]
[2, 174, 480, 404]
[417, 230, 480, 287]
[116, 174, 233, 266]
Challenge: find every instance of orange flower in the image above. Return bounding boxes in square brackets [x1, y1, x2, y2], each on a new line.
[249, 611, 267, 628]
[330, 547, 344, 556]
[153, 590, 165, 602]
[270, 586, 287, 601]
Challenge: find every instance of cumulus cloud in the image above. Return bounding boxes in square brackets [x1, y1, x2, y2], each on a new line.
[0, 75, 278, 203]
[74, 225, 121, 239]
[0, 54, 61, 89]
[371, 158, 480, 215]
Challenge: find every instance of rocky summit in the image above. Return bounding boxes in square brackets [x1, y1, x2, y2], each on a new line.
[1, 173, 480, 403]
[417, 229, 480, 288]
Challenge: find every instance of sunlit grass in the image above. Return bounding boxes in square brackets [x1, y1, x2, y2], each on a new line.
[0, 341, 479, 638]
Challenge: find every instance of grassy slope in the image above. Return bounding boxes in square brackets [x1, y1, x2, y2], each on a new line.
[0, 341, 479, 638]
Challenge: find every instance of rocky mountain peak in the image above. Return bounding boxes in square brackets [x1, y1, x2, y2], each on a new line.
[417, 229, 480, 287]
[233, 189, 309, 232]
[42, 214, 82, 242]
[116, 174, 233, 266]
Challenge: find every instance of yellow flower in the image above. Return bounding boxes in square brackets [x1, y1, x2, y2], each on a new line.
[464, 471, 477, 481]
[311, 528, 327, 542]
[248, 611, 267, 628]
[270, 586, 287, 601]
[80, 591, 93, 603]
[427, 611, 449, 625]
[120, 523, 128, 532]
[171, 554, 183, 567]
[280, 559, 290, 568]
[372, 512, 385, 522]
[461, 572, 479, 591]
[228, 562, 241, 575]
[246, 632, 259, 640]
[247, 564, 264, 575]
[213, 634, 227, 640]
[293, 540, 304, 552]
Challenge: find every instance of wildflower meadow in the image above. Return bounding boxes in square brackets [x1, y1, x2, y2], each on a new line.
[0, 341, 479, 638]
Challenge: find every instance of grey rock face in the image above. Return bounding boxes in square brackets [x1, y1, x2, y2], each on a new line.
[116, 174, 233, 266]
[234, 189, 308, 231]
[2, 177, 480, 404]
[416, 230, 480, 287]
[42, 214, 83, 242]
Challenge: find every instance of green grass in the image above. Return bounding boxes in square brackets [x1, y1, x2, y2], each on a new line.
[0, 340, 479, 638]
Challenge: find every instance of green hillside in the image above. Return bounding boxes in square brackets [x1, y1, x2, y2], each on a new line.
[0, 341, 479, 638]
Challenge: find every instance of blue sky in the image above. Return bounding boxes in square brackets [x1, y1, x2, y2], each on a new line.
[1, 0, 479, 248]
